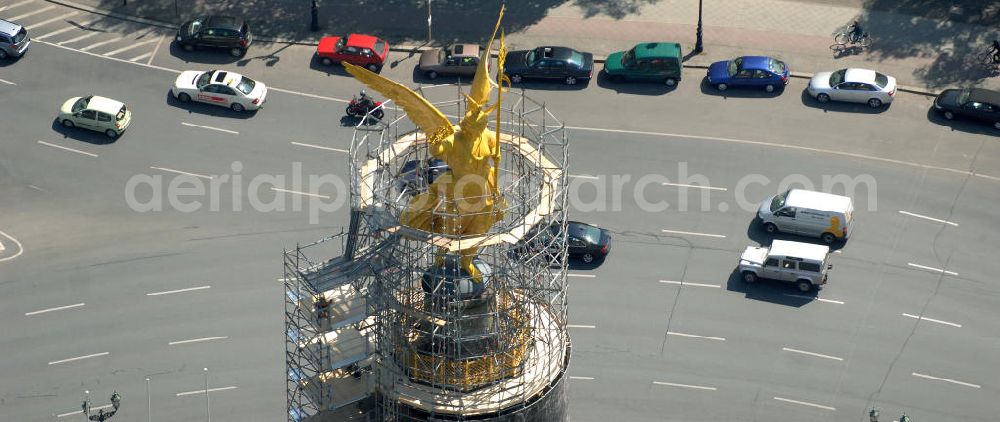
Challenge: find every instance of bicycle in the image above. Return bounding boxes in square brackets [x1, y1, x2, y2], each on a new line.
[834, 31, 873, 49]
[979, 45, 1000, 69]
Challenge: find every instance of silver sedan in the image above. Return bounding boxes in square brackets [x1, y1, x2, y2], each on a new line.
[807, 68, 897, 108]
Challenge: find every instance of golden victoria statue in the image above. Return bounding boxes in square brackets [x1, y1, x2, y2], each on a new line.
[343, 7, 510, 280]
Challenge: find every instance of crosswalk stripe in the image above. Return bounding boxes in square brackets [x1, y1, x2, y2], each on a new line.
[25, 11, 78, 29]
[8, 4, 54, 21]
[129, 52, 153, 62]
[80, 36, 124, 52]
[35, 20, 96, 40]
[57, 31, 100, 45]
[103, 38, 159, 57]
[0, 0, 36, 13]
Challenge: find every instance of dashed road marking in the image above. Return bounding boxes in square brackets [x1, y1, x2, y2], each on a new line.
[271, 187, 330, 199]
[150, 166, 213, 180]
[169, 336, 228, 346]
[907, 262, 958, 276]
[667, 331, 725, 341]
[782, 294, 845, 305]
[103, 37, 159, 57]
[26, 11, 78, 29]
[567, 273, 596, 278]
[25, 303, 85, 316]
[37, 140, 98, 157]
[653, 381, 717, 391]
[180, 122, 239, 135]
[567, 324, 596, 329]
[56, 404, 112, 418]
[48, 352, 109, 365]
[35, 20, 97, 40]
[0, 0, 36, 12]
[8, 5, 55, 21]
[569, 174, 600, 180]
[902, 313, 961, 328]
[290, 141, 348, 153]
[782, 347, 843, 361]
[661, 229, 726, 238]
[129, 51, 153, 62]
[911, 372, 980, 389]
[57, 31, 101, 45]
[0, 78, 15, 85]
[569, 376, 595, 380]
[773, 396, 836, 411]
[659, 279, 720, 288]
[898, 210, 958, 226]
[176, 386, 238, 396]
[661, 182, 727, 191]
[79, 36, 123, 52]
[147, 285, 211, 296]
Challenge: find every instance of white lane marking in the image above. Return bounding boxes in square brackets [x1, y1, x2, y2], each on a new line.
[652, 381, 717, 391]
[103, 37, 159, 57]
[146, 285, 211, 296]
[782, 347, 844, 361]
[911, 372, 980, 389]
[782, 294, 845, 305]
[0, 78, 15, 85]
[902, 313, 962, 328]
[57, 404, 112, 418]
[56, 31, 101, 45]
[175, 386, 238, 396]
[661, 229, 726, 238]
[569, 376, 595, 380]
[150, 166, 213, 180]
[180, 122, 239, 135]
[270, 87, 348, 104]
[898, 211, 958, 226]
[26, 11, 79, 29]
[25, 303, 85, 316]
[566, 125, 1000, 182]
[35, 20, 96, 40]
[0, 240, 4, 251]
[147, 35, 165, 65]
[659, 280, 720, 288]
[28, 184, 46, 192]
[907, 262, 958, 276]
[79, 36, 124, 52]
[290, 141, 348, 153]
[169, 336, 228, 346]
[661, 182, 728, 191]
[8, 5, 55, 20]
[129, 51, 153, 62]
[48, 352, 109, 365]
[37, 140, 98, 157]
[40, 38, 182, 74]
[270, 187, 331, 199]
[0, 0, 36, 12]
[0, 230, 24, 262]
[567, 324, 596, 329]
[666, 331, 726, 341]
[569, 174, 600, 180]
[567, 273, 596, 278]
[773, 396, 836, 411]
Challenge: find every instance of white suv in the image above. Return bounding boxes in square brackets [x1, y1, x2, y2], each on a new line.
[738, 240, 831, 292]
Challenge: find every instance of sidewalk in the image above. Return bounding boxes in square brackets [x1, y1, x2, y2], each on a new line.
[44, 0, 1000, 93]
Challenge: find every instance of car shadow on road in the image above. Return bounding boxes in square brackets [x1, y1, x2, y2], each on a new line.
[925, 107, 999, 136]
[49, 120, 117, 145]
[507, 78, 590, 91]
[698, 77, 784, 99]
[567, 257, 605, 271]
[165, 92, 257, 119]
[594, 71, 674, 96]
[237, 42, 293, 67]
[410, 66, 475, 85]
[168, 42, 243, 66]
[725, 269, 816, 308]
[798, 89, 889, 114]
[309, 54, 352, 77]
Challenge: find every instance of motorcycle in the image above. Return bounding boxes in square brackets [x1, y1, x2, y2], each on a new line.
[346, 95, 385, 120]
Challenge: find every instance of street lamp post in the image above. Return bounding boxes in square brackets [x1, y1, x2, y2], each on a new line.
[694, 0, 704, 53]
[427, 0, 433, 44]
[146, 377, 151, 422]
[204, 368, 211, 422]
[310, 0, 319, 32]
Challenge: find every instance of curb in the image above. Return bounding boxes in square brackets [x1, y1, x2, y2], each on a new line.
[42, 0, 939, 97]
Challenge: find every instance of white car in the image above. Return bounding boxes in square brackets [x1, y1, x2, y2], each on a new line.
[171, 70, 267, 112]
[807, 68, 896, 108]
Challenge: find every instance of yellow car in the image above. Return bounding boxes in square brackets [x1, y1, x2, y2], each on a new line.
[57, 95, 132, 138]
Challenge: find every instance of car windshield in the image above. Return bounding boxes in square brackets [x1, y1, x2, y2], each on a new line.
[116, 105, 127, 121]
[72, 96, 91, 113]
[769, 190, 788, 211]
[576, 224, 603, 243]
[186, 19, 202, 35]
[829, 69, 846, 86]
[374, 41, 386, 55]
[768, 59, 786, 74]
[727, 58, 741, 76]
[873, 72, 888, 88]
[196, 71, 212, 88]
[567, 51, 583, 66]
[622, 48, 636, 65]
[957, 89, 971, 104]
[14, 28, 27, 44]
[235, 76, 255, 95]
[526, 50, 537, 65]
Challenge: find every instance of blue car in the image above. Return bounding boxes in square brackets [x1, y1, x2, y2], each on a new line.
[706, 56, 789, 93]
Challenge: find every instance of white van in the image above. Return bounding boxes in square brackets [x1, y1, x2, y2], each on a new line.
[757, 189, 854, 244]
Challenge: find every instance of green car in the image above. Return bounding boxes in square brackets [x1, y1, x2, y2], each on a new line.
[57, 95, 132, 138]
[603, 42, 683, 86]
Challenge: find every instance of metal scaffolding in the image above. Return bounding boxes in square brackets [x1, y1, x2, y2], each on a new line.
[284, 83, 570, 421]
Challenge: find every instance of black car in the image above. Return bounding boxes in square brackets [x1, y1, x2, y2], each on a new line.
[518, 221, 611, 264]
[176, 16, 252, 57]
[397, 158, 449, 194]
[934, 88, 1000, 129]
[503, 46, 594, 85]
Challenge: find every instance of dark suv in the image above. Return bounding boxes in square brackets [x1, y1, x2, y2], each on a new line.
[176, 16, 252, 57]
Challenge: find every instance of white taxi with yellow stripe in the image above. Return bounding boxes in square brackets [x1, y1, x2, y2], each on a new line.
[171, 69, 267, 112]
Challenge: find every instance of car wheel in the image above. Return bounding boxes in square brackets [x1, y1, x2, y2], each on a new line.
[994, 121, 1000, 129]
[821, 232, 837, 244]
[62, 119, 75, 128]
[765, 84, 776, 93]
[230, 47, 245, 57]
[868, 98, 883, 108]
[943, 111, 954, 120]
[664, 78, 677, 87]
[182, 43, 194, 52]
[742, 271, 758, 284]
[565, 75, 577, 85]
[426, 70, 438, 79]
[816, 93, 831, 103]
[764, 223, 778, 234]
[581, 253, 594, 263]
[0, 50, 8, 59]
[231, 103, 245, 112]
[510, 74, 522, 84]
[797, 280, 813, 292]
[105, 129, 118, 139]
[321, 57, 332, 66]
[367, 64, 380, 73]
[716, 83, 728, 91]
[177, 92, 191, 102]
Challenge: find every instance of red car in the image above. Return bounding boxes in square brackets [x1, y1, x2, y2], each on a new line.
[316, 34, 389, 72]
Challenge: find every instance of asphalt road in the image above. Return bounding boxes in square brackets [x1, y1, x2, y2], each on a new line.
[2, 3, 1000, 421]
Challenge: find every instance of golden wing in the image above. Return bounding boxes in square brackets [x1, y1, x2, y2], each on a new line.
[468, 5, 505, 107]
[343, 62, 455, 141]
